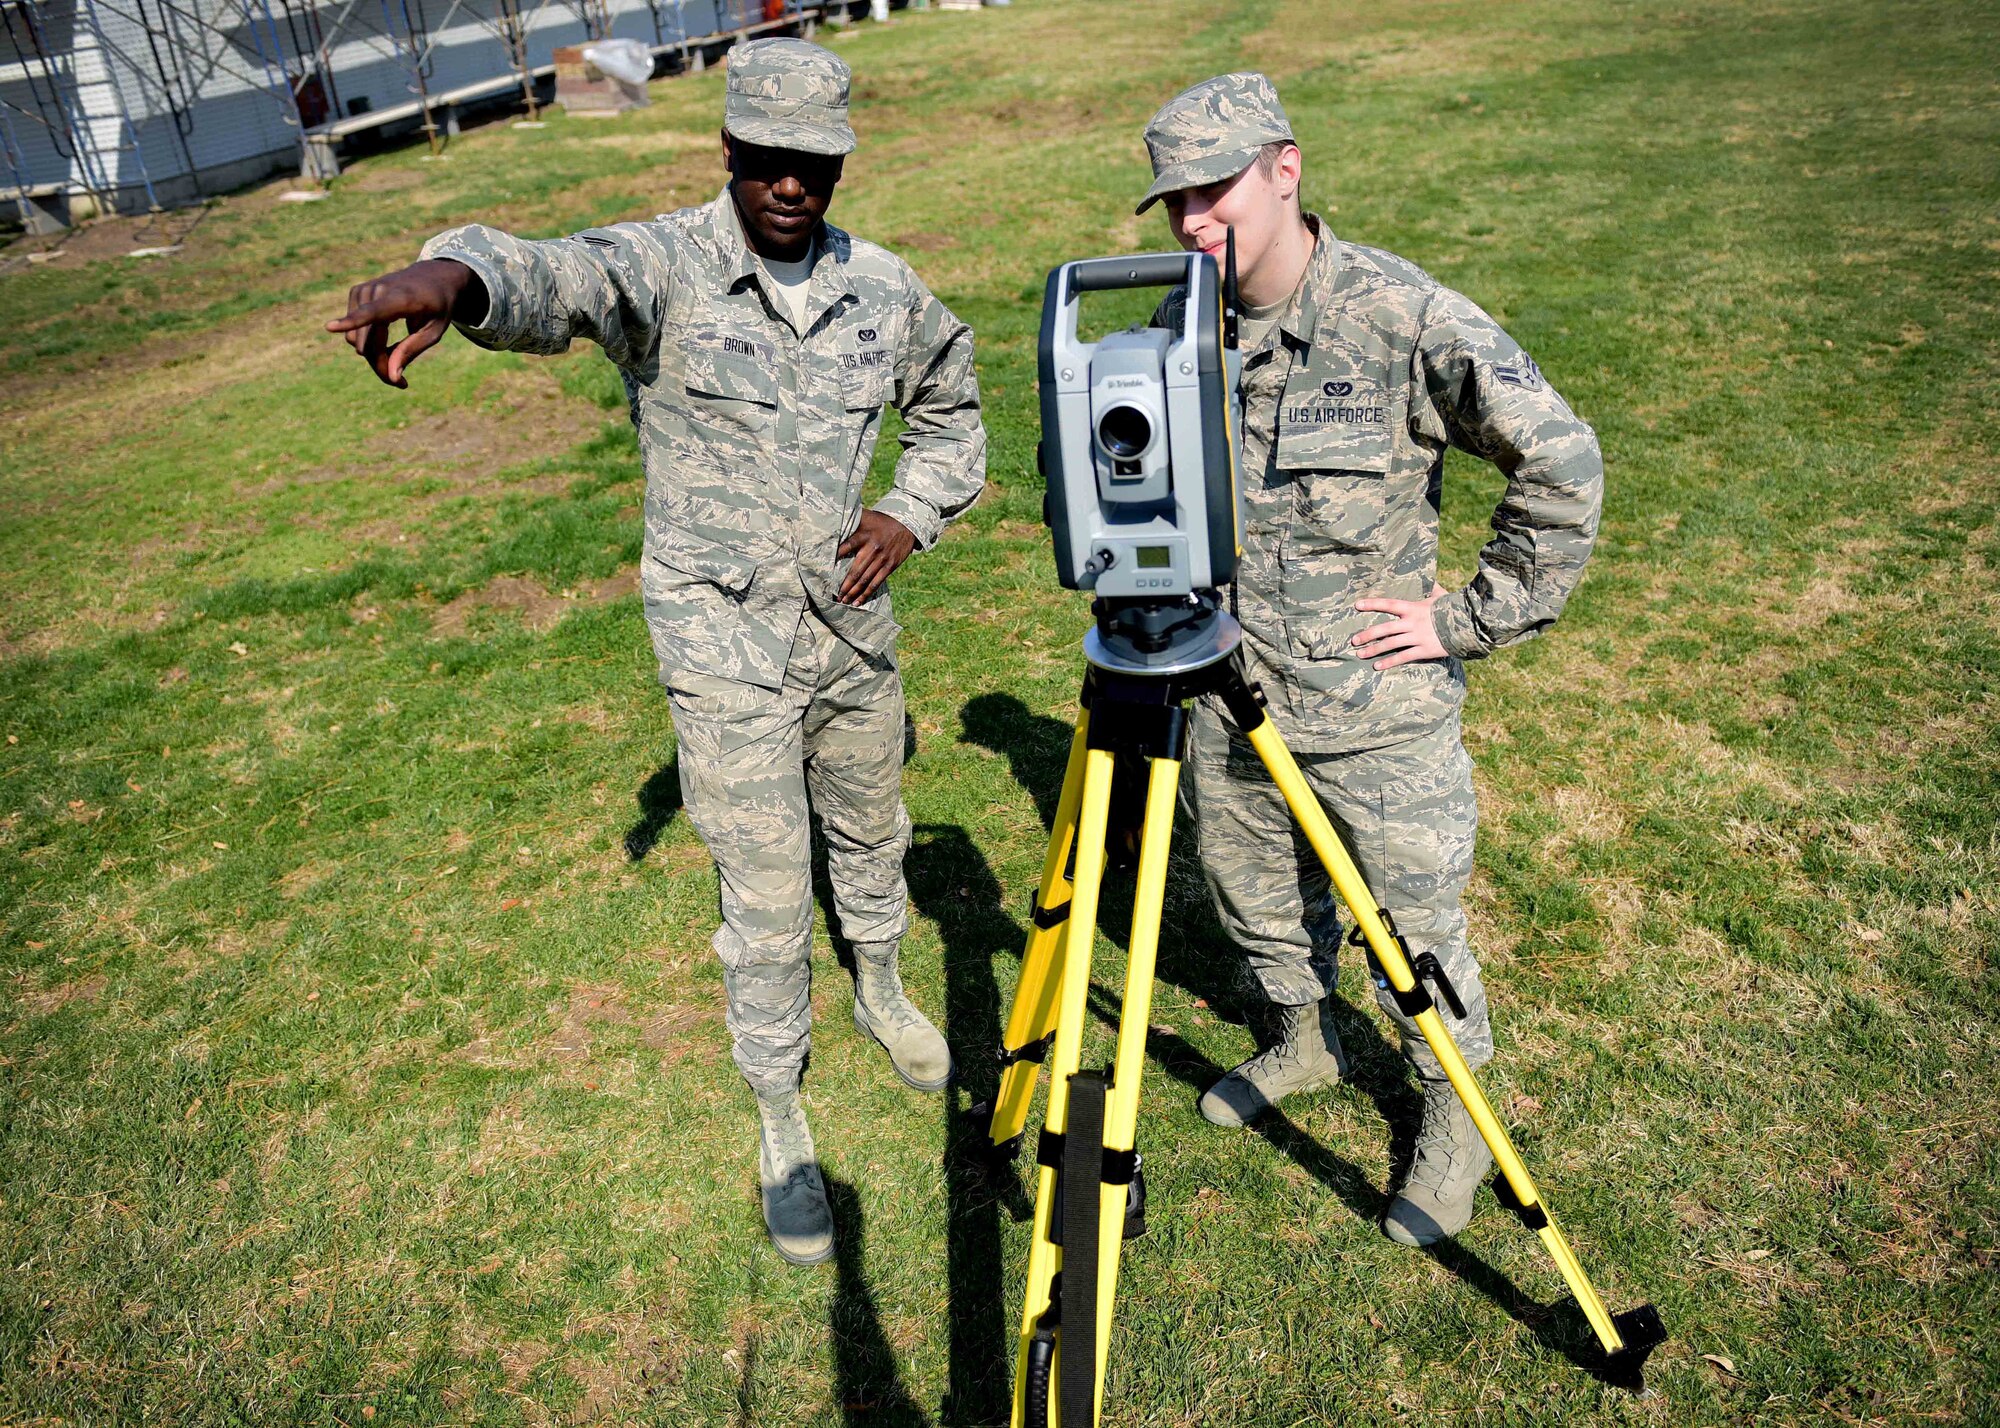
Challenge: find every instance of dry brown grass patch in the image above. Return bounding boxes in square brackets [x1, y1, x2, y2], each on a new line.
[583, 127, 714, 156]
[362, 371, 609, 483]
[468, 1098, 559, 1175]
[8, 296, 334, 442]
[434, 575, 573, 637]
[17, 972, 107, 1016]
[340, 166, 427, 194]
[1238, 0, 1609, 83]
[1651, 713, 1808, 805]
[0, 209, 210, 270]
[556, 1304, 689, 1425]
[1545, 783, 1628, 848]
[500, 1337, 554, 1389]
[552, 980, 637, 1060]
[430, 568, 635, 638]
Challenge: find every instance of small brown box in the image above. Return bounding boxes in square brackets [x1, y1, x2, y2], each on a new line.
[553, 44, 647, 115]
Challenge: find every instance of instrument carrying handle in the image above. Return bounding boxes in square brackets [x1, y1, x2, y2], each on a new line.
[1064, 252, 1194, 293]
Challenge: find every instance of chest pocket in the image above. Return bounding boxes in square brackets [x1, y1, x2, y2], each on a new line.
[838, 331, 895, 413]
[1275, 369, 1398, 553]
[684, 340, 778, 437]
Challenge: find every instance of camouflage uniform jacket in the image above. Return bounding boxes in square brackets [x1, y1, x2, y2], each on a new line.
[1165, 215, 1602, 751]
[420, 189, 986, 691]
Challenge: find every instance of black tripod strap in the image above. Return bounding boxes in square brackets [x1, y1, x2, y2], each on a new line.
[1060, 1071, 1108, 1426]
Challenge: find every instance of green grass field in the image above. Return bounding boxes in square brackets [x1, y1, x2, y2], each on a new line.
[3, 0, 1996, 1422]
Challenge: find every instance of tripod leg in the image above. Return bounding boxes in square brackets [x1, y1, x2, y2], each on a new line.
[1083, 753, 1180, 1423]
[1237, 713, 1641, 1359]
[986, 710, 1095, 1153]
[1013, 746, 1117, 1428]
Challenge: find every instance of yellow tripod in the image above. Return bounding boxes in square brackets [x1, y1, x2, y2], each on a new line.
[976, 622, 1665, 1428]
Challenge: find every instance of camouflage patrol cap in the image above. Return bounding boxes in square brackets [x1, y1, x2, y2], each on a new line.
[1137, 72, 1293, 214]
[723, 37, 856, 157]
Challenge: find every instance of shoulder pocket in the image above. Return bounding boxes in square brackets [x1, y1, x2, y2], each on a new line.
[1274, 361, 1397, 471]
[837, 320, 897, 412]
[682, 340, 777, 441]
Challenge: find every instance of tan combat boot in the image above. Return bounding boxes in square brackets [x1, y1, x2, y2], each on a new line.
[1382, 1072, 1494, 1246]
[756, 1088, 834, 1265]
[851, 941, 954, 1091]
[1199, 994, 1349, 1128]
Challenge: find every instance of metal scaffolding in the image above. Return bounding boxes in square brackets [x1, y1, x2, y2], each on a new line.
[2, 0, 312, 224]
[2, 0, 129, 215]
[2, 0, 855, 229]
[86, 0, 311, 182]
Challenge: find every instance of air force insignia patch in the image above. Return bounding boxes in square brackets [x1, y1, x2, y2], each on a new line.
[1493, 353, 1544, 391]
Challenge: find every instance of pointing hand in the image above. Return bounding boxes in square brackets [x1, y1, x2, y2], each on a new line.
[323, 258, 486, 388]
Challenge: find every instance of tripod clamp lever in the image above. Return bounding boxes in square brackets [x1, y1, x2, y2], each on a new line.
[1412, 952, 1469, 1020]
[1036, 1125, 1148, 1243]
[1024, 1279, 1061, 1428]
[1349, 912, 1470, 1020]
[997, 1033, 1055, 1068]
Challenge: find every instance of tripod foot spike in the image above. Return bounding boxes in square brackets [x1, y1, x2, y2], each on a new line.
[1594, 1304, 1667, 1391]
[964, 1099, 1021, 1175]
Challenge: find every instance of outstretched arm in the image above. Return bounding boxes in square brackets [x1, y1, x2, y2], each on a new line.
[325, 224, 673, 386]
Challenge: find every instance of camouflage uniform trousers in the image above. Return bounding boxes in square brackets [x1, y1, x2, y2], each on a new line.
[1181, 702, 1493, 1073]
[666, 608, 912, 1098]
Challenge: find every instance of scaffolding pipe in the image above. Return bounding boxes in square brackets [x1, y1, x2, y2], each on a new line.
[3, 1, 121, 212]
[3, 2, 85, 163]
[275, 0, 341, 118]
[126, 0, 201, 193]
[380, 0, 438, 154]
[77, 0, 165, 207]
[240, 0, 311, 175]
[0, 78, 33, 220]
[495, 0, 538, 120]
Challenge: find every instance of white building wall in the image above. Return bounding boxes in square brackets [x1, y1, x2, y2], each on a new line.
[1, 2, 103, 195]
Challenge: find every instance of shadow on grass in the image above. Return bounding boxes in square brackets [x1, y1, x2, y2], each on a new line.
[646, 710, 996, 1421]
[958, 691, 1618, 1385]
[826, 1176, 935, 1427]
[909, 821, 1032, 1426]
[623, 756, 683, 861]
[709, 687, 1613, 1421]
[728, 1175, 943, 1426]
[1135, 1016, 1608, 1377]
[801, 811, 1018, 1415]
[958, 690, 1248, 1016]
[815, 819, 1022, 1425]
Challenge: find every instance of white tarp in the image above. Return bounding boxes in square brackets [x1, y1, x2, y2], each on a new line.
[580, 39, 653, 87]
